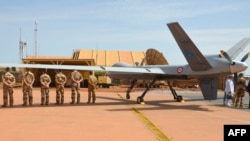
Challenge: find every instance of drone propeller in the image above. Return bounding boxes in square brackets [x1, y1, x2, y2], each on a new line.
[220, 50, 234, 65]
[240, 52, 250, 62]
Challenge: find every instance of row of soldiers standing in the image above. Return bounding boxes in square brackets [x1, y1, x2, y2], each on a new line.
[1, 67, 97, 107]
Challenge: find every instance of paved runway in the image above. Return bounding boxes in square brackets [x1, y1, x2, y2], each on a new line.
[0, 88, 250, 141]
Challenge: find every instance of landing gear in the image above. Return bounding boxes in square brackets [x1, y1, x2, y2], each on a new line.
[136, 79, 156, 104]
[176, 95, 183, 102]
[136, 96, 144, 104]
[167, 81, 183, 102]
[127, 79, 183, 104]
[126, 93, 130, 99]
[126, 80, 137, 99]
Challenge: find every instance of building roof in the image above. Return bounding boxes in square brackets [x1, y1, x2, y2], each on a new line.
[72, 49, 145, 66]
[23, 49, 145, 66]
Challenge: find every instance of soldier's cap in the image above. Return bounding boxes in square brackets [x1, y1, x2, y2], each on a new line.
[239, 73, 244, 77]
[5, 67, 10, 71]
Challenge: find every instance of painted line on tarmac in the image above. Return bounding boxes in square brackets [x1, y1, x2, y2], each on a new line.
[131, 108, 172, 141]
[117, 93, 124, 99]
[117, 93, 172, 141]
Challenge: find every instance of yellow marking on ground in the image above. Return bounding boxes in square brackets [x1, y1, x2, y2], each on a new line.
[117, 93, 124, 99]
[132, 108, 172, 141]
[116, 94, 171, 141]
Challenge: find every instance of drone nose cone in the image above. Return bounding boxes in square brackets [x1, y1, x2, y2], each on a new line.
[242, 62, 248, 71]
[230, 61, 248, 73]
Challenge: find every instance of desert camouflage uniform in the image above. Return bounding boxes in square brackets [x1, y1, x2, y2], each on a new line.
[87, 72, 97, 103]
[22, 70, 35, 106]
[70, 70, 83, 104]
[235, 75, 246, 108]
[55, 71, 67, 105]
[2, 70, 16, 107]
[40, 72, 51, 105]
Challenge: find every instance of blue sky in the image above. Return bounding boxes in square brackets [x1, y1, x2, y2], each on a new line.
[1, 0, 250, 71]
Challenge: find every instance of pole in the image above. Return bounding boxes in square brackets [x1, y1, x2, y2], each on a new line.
[34, 20, 38, 57]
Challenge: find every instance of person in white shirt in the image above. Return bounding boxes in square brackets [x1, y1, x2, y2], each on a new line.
[224, 75, 234, 107]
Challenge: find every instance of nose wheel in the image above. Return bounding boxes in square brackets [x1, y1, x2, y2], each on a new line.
[126, 93, 130, 99]
[126, 80, 137, 100]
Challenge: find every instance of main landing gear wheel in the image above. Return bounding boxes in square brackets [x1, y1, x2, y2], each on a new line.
[126, 93, 130, 99]
[136, 96, 144, 104]
[176, 95, 183, 102]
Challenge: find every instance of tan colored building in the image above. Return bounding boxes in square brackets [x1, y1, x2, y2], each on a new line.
[22, 49, 145, 87]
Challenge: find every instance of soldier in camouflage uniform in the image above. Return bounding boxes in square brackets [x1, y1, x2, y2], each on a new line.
[235, 73, 246, 108]
[40, 69, 51, 105]
[55, 69, 67, 105]
[2, 67, 16, 107]
[87, 71, 97, 104]
[22, 68, 35, 106]
[70, 70, 83, 104]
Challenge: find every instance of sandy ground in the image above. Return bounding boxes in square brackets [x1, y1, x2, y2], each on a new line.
[0, 86, 250, 141]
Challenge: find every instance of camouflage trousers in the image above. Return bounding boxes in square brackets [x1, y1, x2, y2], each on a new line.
[56, 85, 64, 104]
[71, 83, 80, 104]
[87, 88, 96, 103]
[2, 87, 14, 107]
[235, 89, 245, 108]
[41, 88, 49, 105]
[23, 86, 33, 106]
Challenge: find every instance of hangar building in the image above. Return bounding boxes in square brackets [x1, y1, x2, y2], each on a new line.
[22, 49, 145, 87]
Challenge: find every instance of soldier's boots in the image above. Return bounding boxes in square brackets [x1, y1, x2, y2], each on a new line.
[55, 95, 60, 105]
[45, 96, 49, 105]
[23, 96, 28, 106]
[92, 96, 96, 104]
[240, 103, 243, 108]
[1, 104, 7, 107]
[61, 95, 64, 104]
[1, 101, 13, 107]
[87, 98, 96, 104]
[70, 100, 75, 104]
[41, 98, 45, 105]
[29, 96, 33, 106]
[2, 96, 8, 107]
[2, 99, 8, 107]
[9, 99, 13, 107]
[87, 97, 91, 104]
[77, 96, 80, 104]
[235, 99, 239, 107]
[71, 93, 75, 104]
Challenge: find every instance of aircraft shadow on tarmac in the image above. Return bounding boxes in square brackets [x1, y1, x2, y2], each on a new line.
[107, 102, 212, 112]
[97, 96, 212, 112]
[0, 95, 135, 109]
[0, 95, 211, 112]
[1, 92, 229, 112]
